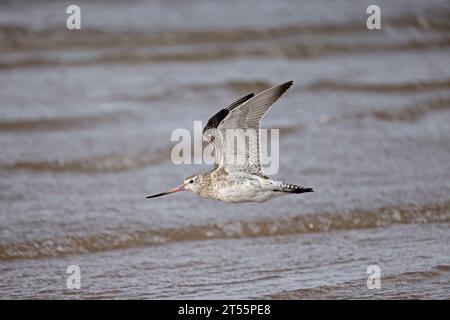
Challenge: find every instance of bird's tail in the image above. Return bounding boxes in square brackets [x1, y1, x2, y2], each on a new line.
[276, 181, 314, 194]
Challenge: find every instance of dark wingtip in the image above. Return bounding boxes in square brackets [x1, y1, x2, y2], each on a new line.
[275, 81, 295, 96]
[284, 80, 294, 87]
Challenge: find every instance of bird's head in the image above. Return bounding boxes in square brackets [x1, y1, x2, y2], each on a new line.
[146, 174, 203, 199]
[181, 174, 203, 193]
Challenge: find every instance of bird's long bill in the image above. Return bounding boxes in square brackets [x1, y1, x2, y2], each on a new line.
[146, 185, 184, 199]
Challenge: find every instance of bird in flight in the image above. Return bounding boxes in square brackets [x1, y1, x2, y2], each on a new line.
[147, 81, 313, 203]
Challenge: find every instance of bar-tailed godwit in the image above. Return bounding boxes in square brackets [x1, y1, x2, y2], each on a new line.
[147, 81, 313, 203]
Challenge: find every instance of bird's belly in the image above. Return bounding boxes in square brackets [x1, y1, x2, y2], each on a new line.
[215, 186, 278, 203]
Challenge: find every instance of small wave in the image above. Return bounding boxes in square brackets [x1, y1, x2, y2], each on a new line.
[281, 38, 450, 59]
[0, 112, 132, 133]
[267, 265, 450, 299]
[319, 97, 450, 126]
[1, 12, 448, 53]
[0, 202, 448, 261]
[0, 147, 170, 173]
[128, 80, 275, 103]
[354, 97, 450, 122]
[1, 38, 449, 69]
[192, 80, 274, 95]
[308, 79, 450, 93]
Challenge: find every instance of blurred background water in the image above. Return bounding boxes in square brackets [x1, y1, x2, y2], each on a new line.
[0, 0, 449, 299]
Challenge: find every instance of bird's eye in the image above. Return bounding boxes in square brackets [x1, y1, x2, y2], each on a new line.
[189, 180, 194, 183]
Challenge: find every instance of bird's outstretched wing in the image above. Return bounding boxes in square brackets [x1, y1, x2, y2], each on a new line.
[203, 81, 293, 175]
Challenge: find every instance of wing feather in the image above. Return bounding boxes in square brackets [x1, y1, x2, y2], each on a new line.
[203, 93, 254, 135]
[203, 81, 294, 175]
[220, 81, 293, 129]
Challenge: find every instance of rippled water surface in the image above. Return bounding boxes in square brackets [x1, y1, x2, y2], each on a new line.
[0, 0, 449, 299]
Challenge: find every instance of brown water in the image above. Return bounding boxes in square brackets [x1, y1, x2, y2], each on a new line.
[0, 0, 449, 299]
